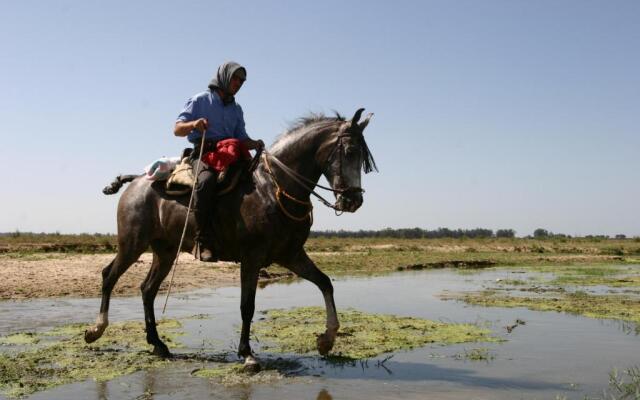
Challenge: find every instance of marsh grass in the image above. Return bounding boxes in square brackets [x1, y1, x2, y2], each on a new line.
[575, 366, 640, 400]
[607, 366, 640, 399]
[454, 347, 496, 362]
[251, 307, 500, 360]
[0, 320, 182, 398]
[461, 290, 640, 329]
[192, 357, 305, 385]
[516, 264, 640, 288]
[0, 332, 40, 346]
[2, 236, 636, 268]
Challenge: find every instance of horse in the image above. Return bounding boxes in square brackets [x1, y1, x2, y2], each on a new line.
[84, 108, 376, 369]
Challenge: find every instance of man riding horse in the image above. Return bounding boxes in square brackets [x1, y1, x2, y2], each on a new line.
[86, 63, 376, 367]
[174, 61, 264, 261]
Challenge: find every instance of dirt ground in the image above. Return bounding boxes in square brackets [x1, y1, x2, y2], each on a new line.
[0, 253, 244, 300]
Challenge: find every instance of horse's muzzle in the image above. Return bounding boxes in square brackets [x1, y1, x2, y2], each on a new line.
[335, 191, 363, 213]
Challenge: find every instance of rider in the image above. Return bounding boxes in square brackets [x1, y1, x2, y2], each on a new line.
[174, 61, 264, 262]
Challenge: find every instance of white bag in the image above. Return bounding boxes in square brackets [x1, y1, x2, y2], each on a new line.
[144, 156, 181, 181]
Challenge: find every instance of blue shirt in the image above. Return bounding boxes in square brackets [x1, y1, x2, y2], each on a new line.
[176, 90, 249, 144]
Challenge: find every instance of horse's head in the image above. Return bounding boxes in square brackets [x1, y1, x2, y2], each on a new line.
[319, 108, 377, 213]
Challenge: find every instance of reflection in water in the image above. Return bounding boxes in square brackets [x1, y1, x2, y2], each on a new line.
[226, 384, 253, 400]
[141, 369, 156, 399]
[96, 380, 107, 400]
[316, 388, 333, 400]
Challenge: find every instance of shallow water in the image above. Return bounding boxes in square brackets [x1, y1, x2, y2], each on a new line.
[2, 268, 639, 399]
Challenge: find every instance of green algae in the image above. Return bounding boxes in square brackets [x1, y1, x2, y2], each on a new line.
[551, 274, 640, 288]
[192, 358, 304, 386]
[193, 363, 245, 378]
[494, 264, 640, 289]
[0, 333, 40, 346]
[252, 307, 500, 360]
[454, 347, 495, 361]
[0, 319, 183, 398]
[192, 307, 499, 385]
[607, 365, 640, 399]
[497, 279, 528, 286]
[461, 290, 640, 327]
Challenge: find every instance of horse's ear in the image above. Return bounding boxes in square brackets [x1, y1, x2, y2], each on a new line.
[350, 108, 365, 128]
[359, 113, 374, 131]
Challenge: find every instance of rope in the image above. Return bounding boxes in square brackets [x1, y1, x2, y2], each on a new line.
[263, 151, 313, 221]
[262, 150, 344, 211]
[162, 132, 207, 314]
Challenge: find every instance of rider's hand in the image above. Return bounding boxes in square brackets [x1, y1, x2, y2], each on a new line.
[193, 118, 208, 133]
[255, 139, 265, 149]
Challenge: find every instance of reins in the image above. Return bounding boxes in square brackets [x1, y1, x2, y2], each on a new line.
[262, 133, 365, 222]
[162, 132, 208, 314]
[263, 151, 314, 222]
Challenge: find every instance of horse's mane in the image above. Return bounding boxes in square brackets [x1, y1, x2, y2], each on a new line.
[271, 111, 377, 174]
[286, 111, 345, 134]
[269, 112, 343, 155]
[273, 112, 345, 144]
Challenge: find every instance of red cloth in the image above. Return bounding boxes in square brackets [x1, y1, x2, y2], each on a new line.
[201, 138, 251, 172]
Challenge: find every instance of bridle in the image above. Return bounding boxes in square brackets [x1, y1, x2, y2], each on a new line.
[262, 130, 365, 222]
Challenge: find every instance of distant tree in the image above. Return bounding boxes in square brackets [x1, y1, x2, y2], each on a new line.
[533, 228, 549, 238]
[615, 234, 626, 239]
[309, 227, 505, 239]
[496, 229, 516, 238]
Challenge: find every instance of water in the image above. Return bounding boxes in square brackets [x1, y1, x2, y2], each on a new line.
[1, 268, 639, 399]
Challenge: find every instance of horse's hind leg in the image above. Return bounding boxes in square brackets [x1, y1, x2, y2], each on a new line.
[141, 242, 176, 358]
[84, 247, 145, 343]
[281, 250, 339, 355]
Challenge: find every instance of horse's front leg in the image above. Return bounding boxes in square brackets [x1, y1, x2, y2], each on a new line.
[141, 245, 176, 358]
[238, 262, 260, 371]
[283, 250, 339, 355]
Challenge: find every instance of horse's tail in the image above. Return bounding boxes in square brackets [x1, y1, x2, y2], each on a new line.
[103, 174, 141, 195]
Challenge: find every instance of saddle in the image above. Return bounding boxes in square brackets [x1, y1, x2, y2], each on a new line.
[165, 149, 249, 196]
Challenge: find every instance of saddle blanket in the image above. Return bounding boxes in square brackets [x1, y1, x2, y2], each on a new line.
[144, 157, 181, 181]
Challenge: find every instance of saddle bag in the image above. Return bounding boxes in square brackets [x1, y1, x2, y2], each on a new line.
[165, 158, 195, 196]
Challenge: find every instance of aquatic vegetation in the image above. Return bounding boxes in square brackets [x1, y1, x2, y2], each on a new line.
[574, 365, 640, 400]
[252, 307, 500, 360]
[497, 279, 528, 286]
[461, 290, 640, 327]
[454, 347, 495, 361]
[193, 364, 285, 385]
[192, 358, 305, 385]
[0, 332, 40, 346]
[552, 274, 640, 288]
[0, 320, 182, 398]
[494, 264, 640, 289]
[607, 366, 640, 399]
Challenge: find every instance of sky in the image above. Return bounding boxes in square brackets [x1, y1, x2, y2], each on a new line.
[1, 0, 638, 237]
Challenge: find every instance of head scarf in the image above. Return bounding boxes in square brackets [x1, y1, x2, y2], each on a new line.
[208, 61, 246, 104]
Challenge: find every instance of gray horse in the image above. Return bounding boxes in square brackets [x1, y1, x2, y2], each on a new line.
[84, 109, 376, 368]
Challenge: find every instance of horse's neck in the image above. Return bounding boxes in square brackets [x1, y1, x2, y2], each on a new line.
[269, 127, 330, 199]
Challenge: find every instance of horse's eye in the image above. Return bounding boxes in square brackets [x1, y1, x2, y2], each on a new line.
[344, 147, 359, 158]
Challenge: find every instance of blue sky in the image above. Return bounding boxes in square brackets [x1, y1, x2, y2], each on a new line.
[1, 1, 638, 236]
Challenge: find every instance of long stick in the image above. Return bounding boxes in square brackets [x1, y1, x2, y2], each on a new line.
[162, 131, 208, 314]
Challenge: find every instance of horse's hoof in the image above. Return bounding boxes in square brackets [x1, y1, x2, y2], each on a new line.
[243, 355, 261, 373]
[316, 332, 334, 356]
[152, 345, 172, 359]
[84, 328, 100, 344]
